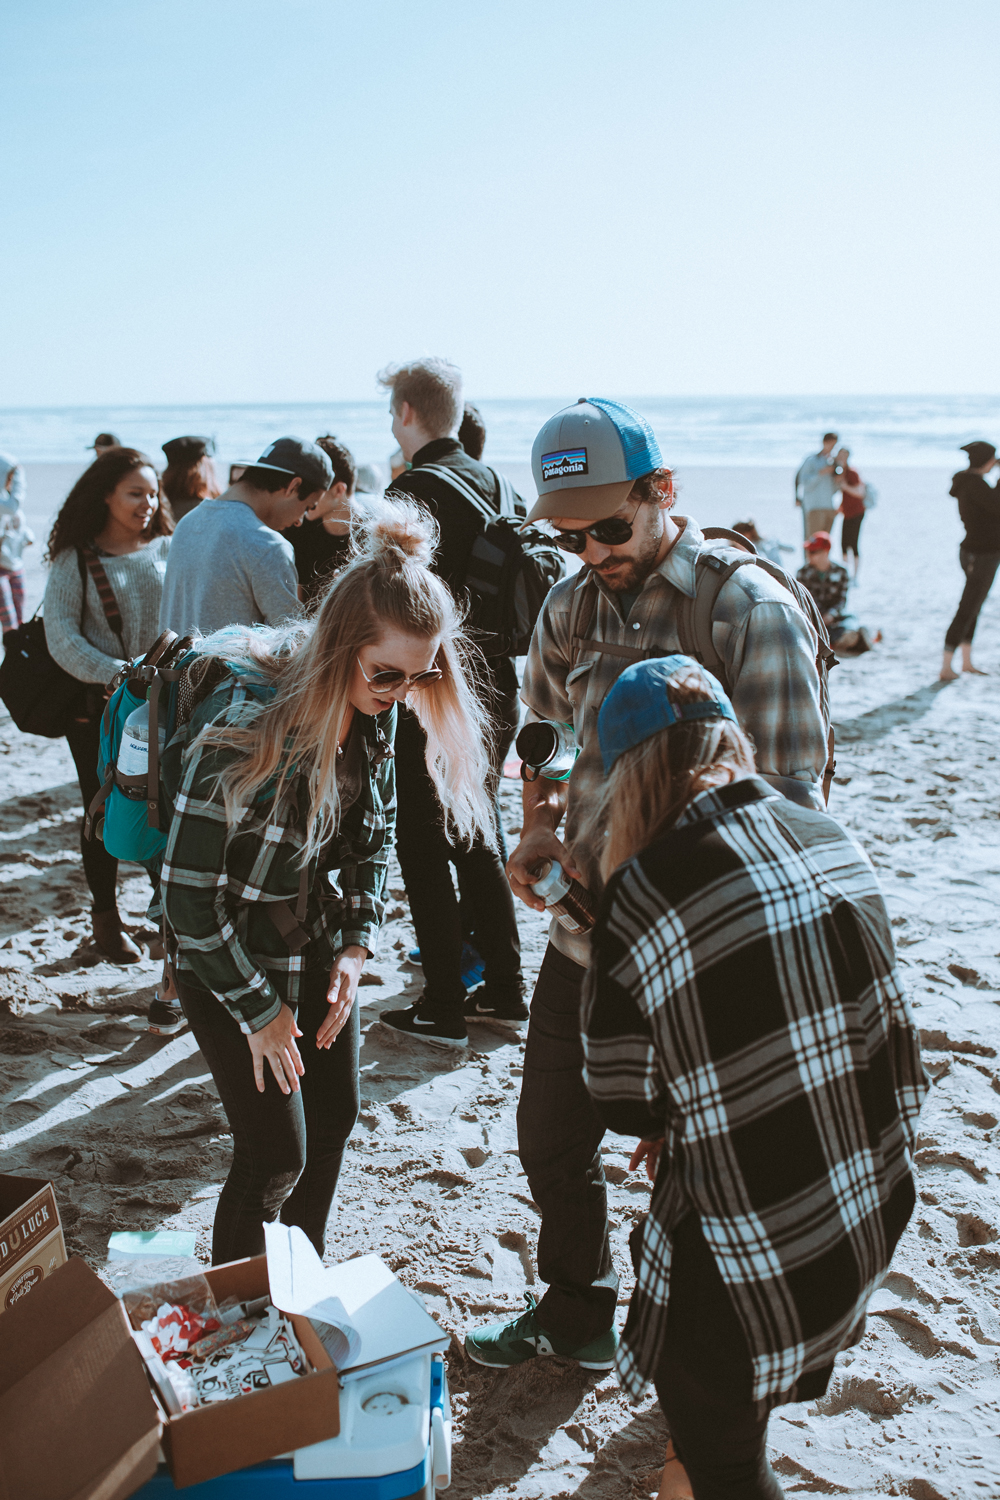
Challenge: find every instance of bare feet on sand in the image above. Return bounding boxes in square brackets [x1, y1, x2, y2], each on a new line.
[943, 646, 988, 680]
[656, 1441, 694, 1500]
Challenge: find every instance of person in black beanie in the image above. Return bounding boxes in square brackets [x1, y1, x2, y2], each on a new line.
[941, 440, 1000, 681]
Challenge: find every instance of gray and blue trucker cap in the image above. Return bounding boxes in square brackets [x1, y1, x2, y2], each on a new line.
[239, 437, 333, 493]
[526, 397, 663, 524]
[598, 655, 739, 774]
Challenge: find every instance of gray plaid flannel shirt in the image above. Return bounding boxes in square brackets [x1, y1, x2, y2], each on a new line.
[582, 779, 928, 1401]
[521, 515, 829, 966]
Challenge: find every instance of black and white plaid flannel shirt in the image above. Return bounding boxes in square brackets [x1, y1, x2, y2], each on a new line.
[582, 778, 927, 1402]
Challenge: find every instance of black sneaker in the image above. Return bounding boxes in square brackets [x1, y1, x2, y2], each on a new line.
[378, 998, 468, 1050]
[463, 987, 529, 1023]
[147, 998, 188, 1036]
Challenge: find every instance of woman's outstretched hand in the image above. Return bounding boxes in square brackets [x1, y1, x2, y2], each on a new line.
[247, 1004, 304, 1095]
[629, 1137, 664, 1183]
[317, 945, 367, 1049]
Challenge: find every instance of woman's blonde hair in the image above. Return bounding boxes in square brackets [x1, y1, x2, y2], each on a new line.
[587, 665, 756, 881]
[195, 495, 495, 860]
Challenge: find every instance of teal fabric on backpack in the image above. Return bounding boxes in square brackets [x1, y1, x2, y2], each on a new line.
[97, 672, 182, 865]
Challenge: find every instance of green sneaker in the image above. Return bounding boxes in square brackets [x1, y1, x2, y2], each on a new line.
[464, 1293, 618, 1370]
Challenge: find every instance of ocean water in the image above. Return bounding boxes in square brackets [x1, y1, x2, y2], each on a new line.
[1, 394, 998, 469]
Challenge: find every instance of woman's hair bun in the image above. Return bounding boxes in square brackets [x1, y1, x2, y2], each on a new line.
[354, 493, 437, 570]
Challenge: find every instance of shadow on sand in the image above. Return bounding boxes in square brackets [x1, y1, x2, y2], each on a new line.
[833, 680, 949, 744]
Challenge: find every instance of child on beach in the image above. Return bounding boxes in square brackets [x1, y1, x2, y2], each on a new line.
[797, 531, 873, 653]
[581, 656, 927, 1500]
[159, 498, 495, 1263]
[0, 455, 33, 635]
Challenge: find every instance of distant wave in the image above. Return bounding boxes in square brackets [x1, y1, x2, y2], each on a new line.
[2, 394, 998, 466]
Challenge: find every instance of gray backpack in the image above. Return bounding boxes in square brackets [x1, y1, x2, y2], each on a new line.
[570, 527, 838, 802]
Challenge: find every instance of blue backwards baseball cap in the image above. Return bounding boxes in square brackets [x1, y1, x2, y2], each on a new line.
[526, 397, 663, 524]
[598, 656, 739, 774]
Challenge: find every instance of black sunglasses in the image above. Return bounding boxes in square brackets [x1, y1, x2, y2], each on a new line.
[551, 502, 641, 555]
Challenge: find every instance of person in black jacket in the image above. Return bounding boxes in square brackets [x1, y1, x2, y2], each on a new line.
[375, 358, 526, 1046]
[941, 441, 1000, 681]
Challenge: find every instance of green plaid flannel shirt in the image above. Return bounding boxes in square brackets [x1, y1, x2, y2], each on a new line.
[161, 678, 396, 1033]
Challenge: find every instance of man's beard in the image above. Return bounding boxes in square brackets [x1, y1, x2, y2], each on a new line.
[592, 507, 663, 593]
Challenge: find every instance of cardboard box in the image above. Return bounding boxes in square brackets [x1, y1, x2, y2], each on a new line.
[0, 1173, 67, 1315]
[0, 1254, 340, 1498]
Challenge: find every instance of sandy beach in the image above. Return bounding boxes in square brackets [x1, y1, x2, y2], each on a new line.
[3, 463, 999, 1498]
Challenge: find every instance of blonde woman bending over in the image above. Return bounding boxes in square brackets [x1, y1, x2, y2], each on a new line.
[161, 498, 494, 1264]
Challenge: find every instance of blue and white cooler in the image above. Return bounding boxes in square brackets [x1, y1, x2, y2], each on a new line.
[134, 1347, 452, 1499]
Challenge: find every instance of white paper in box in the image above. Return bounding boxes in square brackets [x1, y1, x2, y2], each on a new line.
[264, 1223, 448, 1378]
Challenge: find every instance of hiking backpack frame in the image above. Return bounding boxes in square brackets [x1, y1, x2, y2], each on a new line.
[570, 527, 838, 803]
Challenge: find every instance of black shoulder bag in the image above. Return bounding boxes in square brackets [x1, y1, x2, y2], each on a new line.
[0, 549, 126, 738]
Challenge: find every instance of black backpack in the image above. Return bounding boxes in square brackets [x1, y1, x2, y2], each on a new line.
[418, 464, 565, 656]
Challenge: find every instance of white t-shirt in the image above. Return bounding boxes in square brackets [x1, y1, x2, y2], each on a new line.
[796, 452, 836, 508]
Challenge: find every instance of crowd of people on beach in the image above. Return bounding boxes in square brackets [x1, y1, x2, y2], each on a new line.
[3, 368, 998, 1499]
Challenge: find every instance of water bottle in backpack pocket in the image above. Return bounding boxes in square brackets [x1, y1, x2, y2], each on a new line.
[102, 688, 171, 864]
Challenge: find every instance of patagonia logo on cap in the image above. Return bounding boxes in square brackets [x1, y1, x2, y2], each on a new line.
[541, 447, 588, 483]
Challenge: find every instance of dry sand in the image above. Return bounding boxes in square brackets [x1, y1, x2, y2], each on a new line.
[2, 465, 999, 1498]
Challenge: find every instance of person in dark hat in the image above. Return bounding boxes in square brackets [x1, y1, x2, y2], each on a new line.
[90, 433, 120, 456]
[941, 441, 1000, 680]
[158, 436, 333, 638]
[161, 435, 220, 523]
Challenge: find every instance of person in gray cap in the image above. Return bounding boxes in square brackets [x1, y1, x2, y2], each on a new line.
[158, 436, 333, 638]
[465, 397, 830, 1375]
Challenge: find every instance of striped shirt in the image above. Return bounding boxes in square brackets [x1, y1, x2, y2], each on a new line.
[521, 515, 829, 966]
[582, 778, 927, 1402]
[161, 677, 396, 1032]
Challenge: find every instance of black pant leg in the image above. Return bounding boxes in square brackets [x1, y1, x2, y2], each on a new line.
[651, 1214, 784, 1500]
[516, 944, 618, 1343]
[178, 977, 308, 1264]
[65, 713, 119, 912]
[394, 708, 466, 1009]
[945, 547, 1000, 648]
[840, 514, 862, 559]
[279, 970, 361, 1254]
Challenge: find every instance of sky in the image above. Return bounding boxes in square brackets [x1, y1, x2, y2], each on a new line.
[1, 0, 998, 406]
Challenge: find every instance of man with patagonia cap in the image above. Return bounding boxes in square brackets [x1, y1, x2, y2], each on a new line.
[464, 397, 829, 1374]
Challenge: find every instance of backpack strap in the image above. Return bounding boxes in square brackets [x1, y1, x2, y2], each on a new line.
[416, 463, 495, 524]
[492, 469, 521, 519]
[568, 572, 654, 669]
[79, 546, 127, 656]
[676, 549, 757, 692]
[266, 866, 312, 952]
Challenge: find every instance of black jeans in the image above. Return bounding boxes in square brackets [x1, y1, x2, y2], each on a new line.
[178, 965, 360, 1264]
[652, 1214, 785, 1500]
[65, 710, 119, 912]
[945, 546, 1000, 648]
[394, 663, 521, 1011]
[516, 944, 618, 1343]
[841, 513, 863, 559]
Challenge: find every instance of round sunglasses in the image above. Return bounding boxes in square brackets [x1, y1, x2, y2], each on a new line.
[357, 656, 443, 692]
[551, 502, 641, 554]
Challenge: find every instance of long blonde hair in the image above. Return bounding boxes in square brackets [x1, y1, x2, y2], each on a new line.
[194, 496, 495, 859]
[587, 665, 756, 881]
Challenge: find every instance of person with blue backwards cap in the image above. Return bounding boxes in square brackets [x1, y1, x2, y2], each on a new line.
[578, 656, 925, 1500]
[466, 398, 830, 1377]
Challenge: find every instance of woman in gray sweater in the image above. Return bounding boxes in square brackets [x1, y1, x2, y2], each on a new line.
[44, 449, 173, 962]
